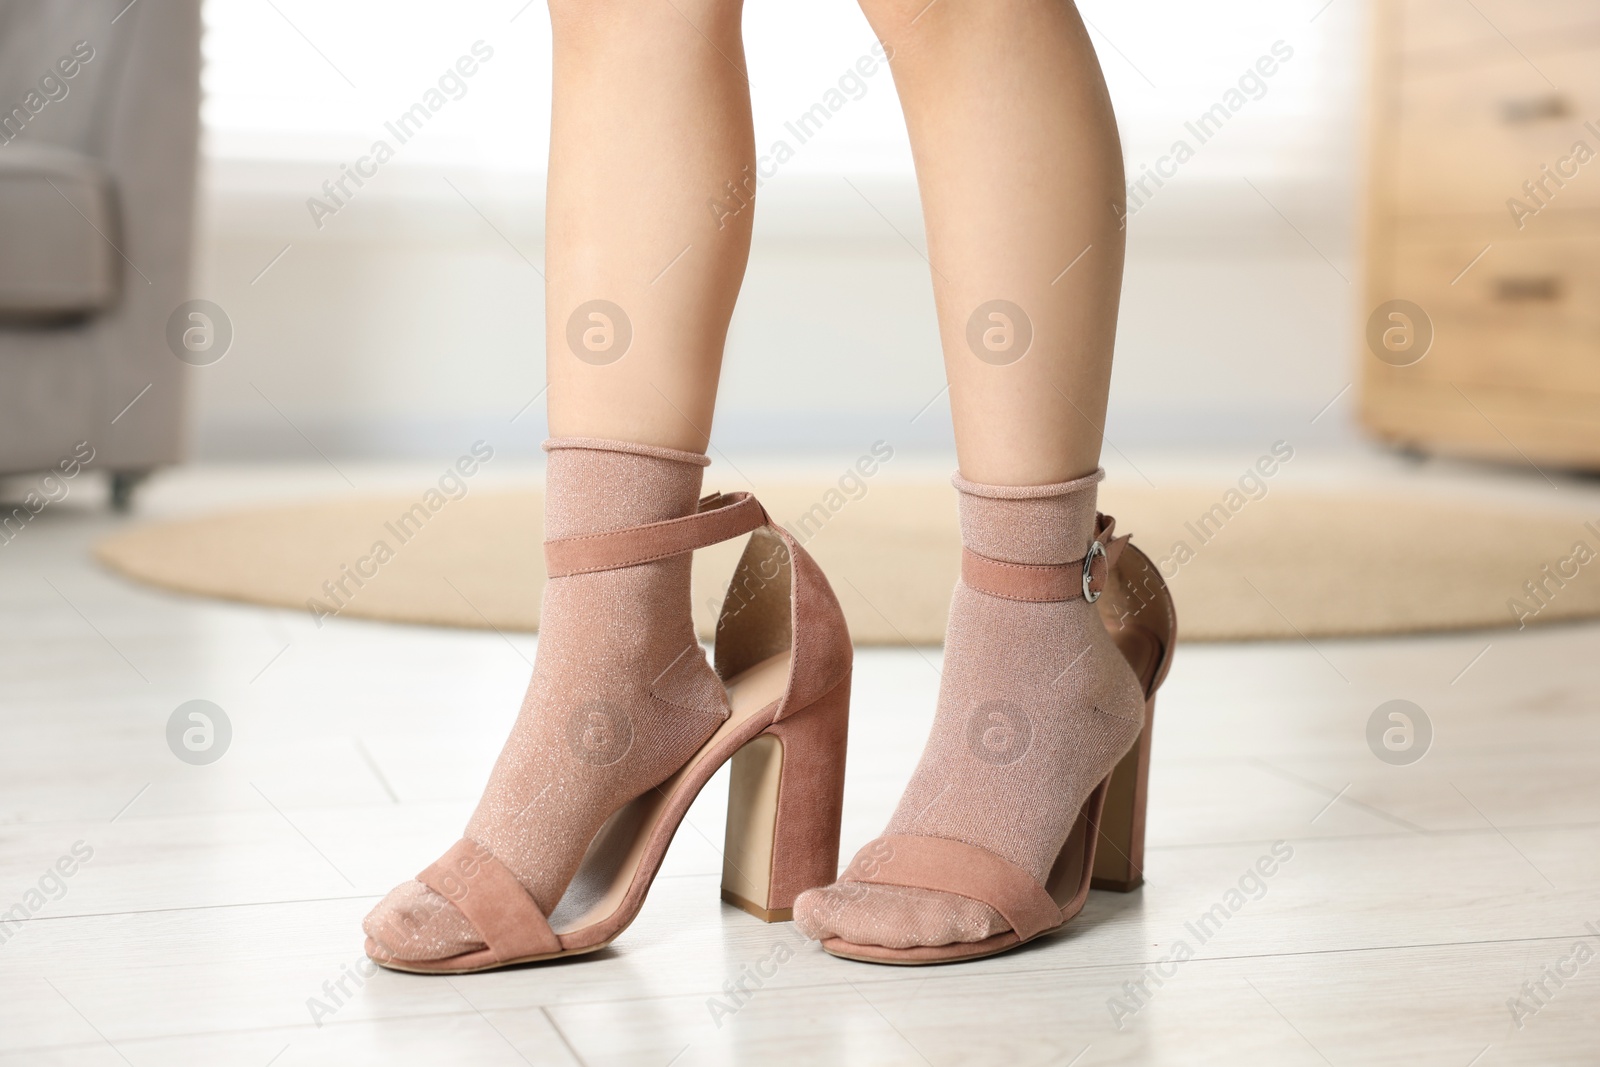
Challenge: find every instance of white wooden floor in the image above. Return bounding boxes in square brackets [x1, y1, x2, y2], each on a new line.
[3, 459, 1599, 1066]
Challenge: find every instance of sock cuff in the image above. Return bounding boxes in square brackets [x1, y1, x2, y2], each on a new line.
[952, 468, 1104, 565]
[542, 438, 708, 540]
[950, 468, 1104, 499]
[544, 437, 711, 468]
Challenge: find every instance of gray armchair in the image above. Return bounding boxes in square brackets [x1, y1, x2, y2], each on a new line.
[0, 0, 201, 507]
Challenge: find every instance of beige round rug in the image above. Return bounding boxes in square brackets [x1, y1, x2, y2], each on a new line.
[94, 484, 1600, 643]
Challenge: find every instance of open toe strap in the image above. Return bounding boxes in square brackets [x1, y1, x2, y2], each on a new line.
[843, 834, 1063, 942]
[417, 838, 559, 963]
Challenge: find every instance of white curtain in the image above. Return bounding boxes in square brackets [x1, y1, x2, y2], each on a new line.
[201, 0, 1359, 189]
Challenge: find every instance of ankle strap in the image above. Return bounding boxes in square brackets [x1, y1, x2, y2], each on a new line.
[544, 491, 769, 577]
[961, 513, 1129, 603]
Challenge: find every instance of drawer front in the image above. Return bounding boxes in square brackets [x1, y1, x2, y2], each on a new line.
[1382, 231, 1600, 394]
[1396, 47, 1600, 218]
[1399, 0, 1600, 63]
[1395, 47, 1600, 219]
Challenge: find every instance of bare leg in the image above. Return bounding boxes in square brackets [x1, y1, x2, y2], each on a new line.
[544, 0, 755, 452]
[792, 0, 1145, 953]
[872, 0, 1125, 484]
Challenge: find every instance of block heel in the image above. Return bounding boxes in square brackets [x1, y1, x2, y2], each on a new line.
[722, 670, 851, 922]
[1090, 694, 1155, 892]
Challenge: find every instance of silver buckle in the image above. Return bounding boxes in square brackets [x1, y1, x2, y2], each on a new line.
[1082, 540, 1106, 603]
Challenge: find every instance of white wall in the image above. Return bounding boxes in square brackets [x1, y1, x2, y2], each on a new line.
[190, 0, 1368, 461]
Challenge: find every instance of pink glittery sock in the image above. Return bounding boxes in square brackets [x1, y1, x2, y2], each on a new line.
[794, 470, 1144, 948]
[364, 438, 730, 961]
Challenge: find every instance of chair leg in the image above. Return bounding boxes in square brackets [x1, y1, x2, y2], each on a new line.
[110, 470, 151, 512]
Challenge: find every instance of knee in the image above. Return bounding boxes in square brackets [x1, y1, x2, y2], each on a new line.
[855, 0, 923, 26]
[854, 0, 923, 38]
[855, 0, 973, 55]
[857, 0, 1069, 41]
[544, 0, 632, 33]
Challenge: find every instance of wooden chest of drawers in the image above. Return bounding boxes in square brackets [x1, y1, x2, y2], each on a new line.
[1361, 0, 1600, 469]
